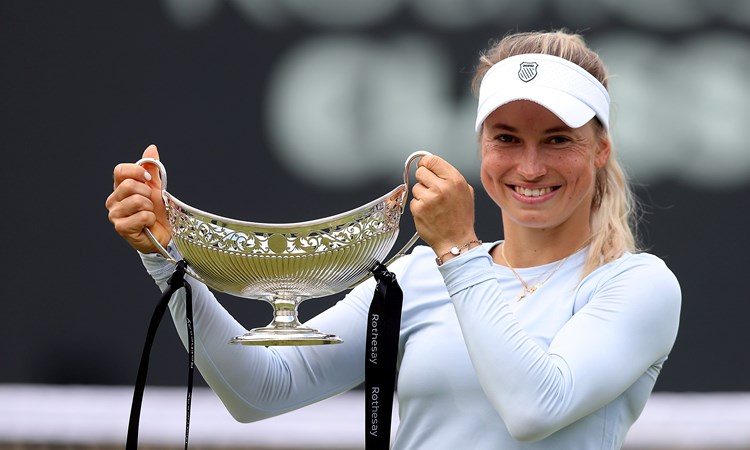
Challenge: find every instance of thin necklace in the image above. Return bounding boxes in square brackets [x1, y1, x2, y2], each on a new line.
[501, 243, 572, 302]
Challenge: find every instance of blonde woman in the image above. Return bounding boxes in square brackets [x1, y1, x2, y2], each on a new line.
[107, 30, 680, 449]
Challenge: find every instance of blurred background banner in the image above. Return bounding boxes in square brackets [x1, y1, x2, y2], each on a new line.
[1, 0, 748, 396]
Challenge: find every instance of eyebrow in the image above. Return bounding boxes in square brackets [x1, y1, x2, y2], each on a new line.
[488, 123, 574, 134]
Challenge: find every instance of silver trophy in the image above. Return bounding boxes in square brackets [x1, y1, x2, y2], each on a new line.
[137, 151, 429, 346]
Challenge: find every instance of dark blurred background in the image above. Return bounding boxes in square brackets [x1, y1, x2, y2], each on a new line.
[1, 0, 748, 393]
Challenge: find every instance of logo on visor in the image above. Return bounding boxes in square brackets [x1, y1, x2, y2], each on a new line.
[518, 62, 538, 82]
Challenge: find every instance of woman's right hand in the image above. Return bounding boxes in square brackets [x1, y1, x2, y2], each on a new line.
[105, 144, 172, 254]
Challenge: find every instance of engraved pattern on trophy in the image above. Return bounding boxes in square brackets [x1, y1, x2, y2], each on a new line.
[171, 199, 401, 255]
[165, 188, 404, 299]
[137, 151, 430, 346]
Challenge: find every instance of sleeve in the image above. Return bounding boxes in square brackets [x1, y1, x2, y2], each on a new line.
[139, 246, 378, 423]
[439, 249, 681, 441]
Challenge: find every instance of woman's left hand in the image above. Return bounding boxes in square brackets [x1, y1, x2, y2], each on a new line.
[410, 154, 479, 257]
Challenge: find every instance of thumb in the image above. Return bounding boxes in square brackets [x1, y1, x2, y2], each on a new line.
[141, 144, 163, 189]
[142, 143, 160, 161]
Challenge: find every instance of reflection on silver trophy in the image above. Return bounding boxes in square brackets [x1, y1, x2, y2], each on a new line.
[137, 151, 429, 346]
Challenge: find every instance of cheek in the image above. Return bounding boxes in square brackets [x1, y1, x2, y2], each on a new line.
[480, 147, 511, 171]
[562, 158, 598, 195]
[479, 163, 493, 191]
[479, 159, 504, 200]
[557, 150, 595, 173]
[480, 154, 505, 185]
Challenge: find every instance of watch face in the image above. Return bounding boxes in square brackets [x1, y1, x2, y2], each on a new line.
[450, 246, 461, 255]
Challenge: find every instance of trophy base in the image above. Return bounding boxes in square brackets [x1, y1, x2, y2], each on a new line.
[230, 326, 343, 346]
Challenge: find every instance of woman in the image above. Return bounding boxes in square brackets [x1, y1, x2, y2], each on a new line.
[107, 30, 680, 449]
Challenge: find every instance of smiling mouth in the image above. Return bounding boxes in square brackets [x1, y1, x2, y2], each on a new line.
[513, 186, 557, 197]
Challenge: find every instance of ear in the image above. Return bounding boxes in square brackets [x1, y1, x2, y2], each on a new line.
[594, 133, 611, 169]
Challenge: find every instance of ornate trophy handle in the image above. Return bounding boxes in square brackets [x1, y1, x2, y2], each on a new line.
[401, 150, 431, 212]
[381, 150, 432, 267]
[135, 157, 177, 264]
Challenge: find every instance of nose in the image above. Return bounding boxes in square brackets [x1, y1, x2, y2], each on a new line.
[516, 144, 547, 180]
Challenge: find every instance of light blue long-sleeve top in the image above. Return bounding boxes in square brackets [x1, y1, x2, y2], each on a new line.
[141, 241, 680, 449]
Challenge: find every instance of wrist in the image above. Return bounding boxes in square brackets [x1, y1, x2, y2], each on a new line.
[435, 239, 482, 266]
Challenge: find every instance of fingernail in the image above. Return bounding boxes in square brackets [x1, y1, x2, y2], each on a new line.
[144, 170, 152, 181]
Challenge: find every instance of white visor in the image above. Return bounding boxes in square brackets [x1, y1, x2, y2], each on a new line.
[475, 53, 610, 132]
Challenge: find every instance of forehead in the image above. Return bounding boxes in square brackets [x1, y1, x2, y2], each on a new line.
[485, 100, 567, 129]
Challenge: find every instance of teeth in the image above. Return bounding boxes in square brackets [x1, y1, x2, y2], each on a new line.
[515, 186, 553, 197]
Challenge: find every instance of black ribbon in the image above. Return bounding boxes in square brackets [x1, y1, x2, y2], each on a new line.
[365, 262, 404, 449]
[126, 260, 194, 450]
[125, 259, 400, 449]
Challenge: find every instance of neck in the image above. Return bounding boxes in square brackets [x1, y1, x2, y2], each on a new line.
[495, 219, 591, 268]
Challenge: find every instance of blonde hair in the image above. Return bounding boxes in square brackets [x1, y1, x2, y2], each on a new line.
[473, 30, 639, 278]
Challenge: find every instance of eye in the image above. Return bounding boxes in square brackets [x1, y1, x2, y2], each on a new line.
[547, 135, 572, 145]
[494, 134, 518, 143]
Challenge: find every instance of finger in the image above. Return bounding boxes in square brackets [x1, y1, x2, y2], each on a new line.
[417, 154, 454, 179]
[411, 181, 427, 201]
[108, 189, 155, 221]
[112, 210, 157, 242]
[414, 166, 433, 188]
[140, 144, 162, 188]
[107, 177, 153, 208]
[113, 163, 153, 190]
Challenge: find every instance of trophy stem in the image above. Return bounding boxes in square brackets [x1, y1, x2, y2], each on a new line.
[230, 293, 343, 346]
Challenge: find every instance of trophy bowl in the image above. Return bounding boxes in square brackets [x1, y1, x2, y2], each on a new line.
[137, 151, 429, 346]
